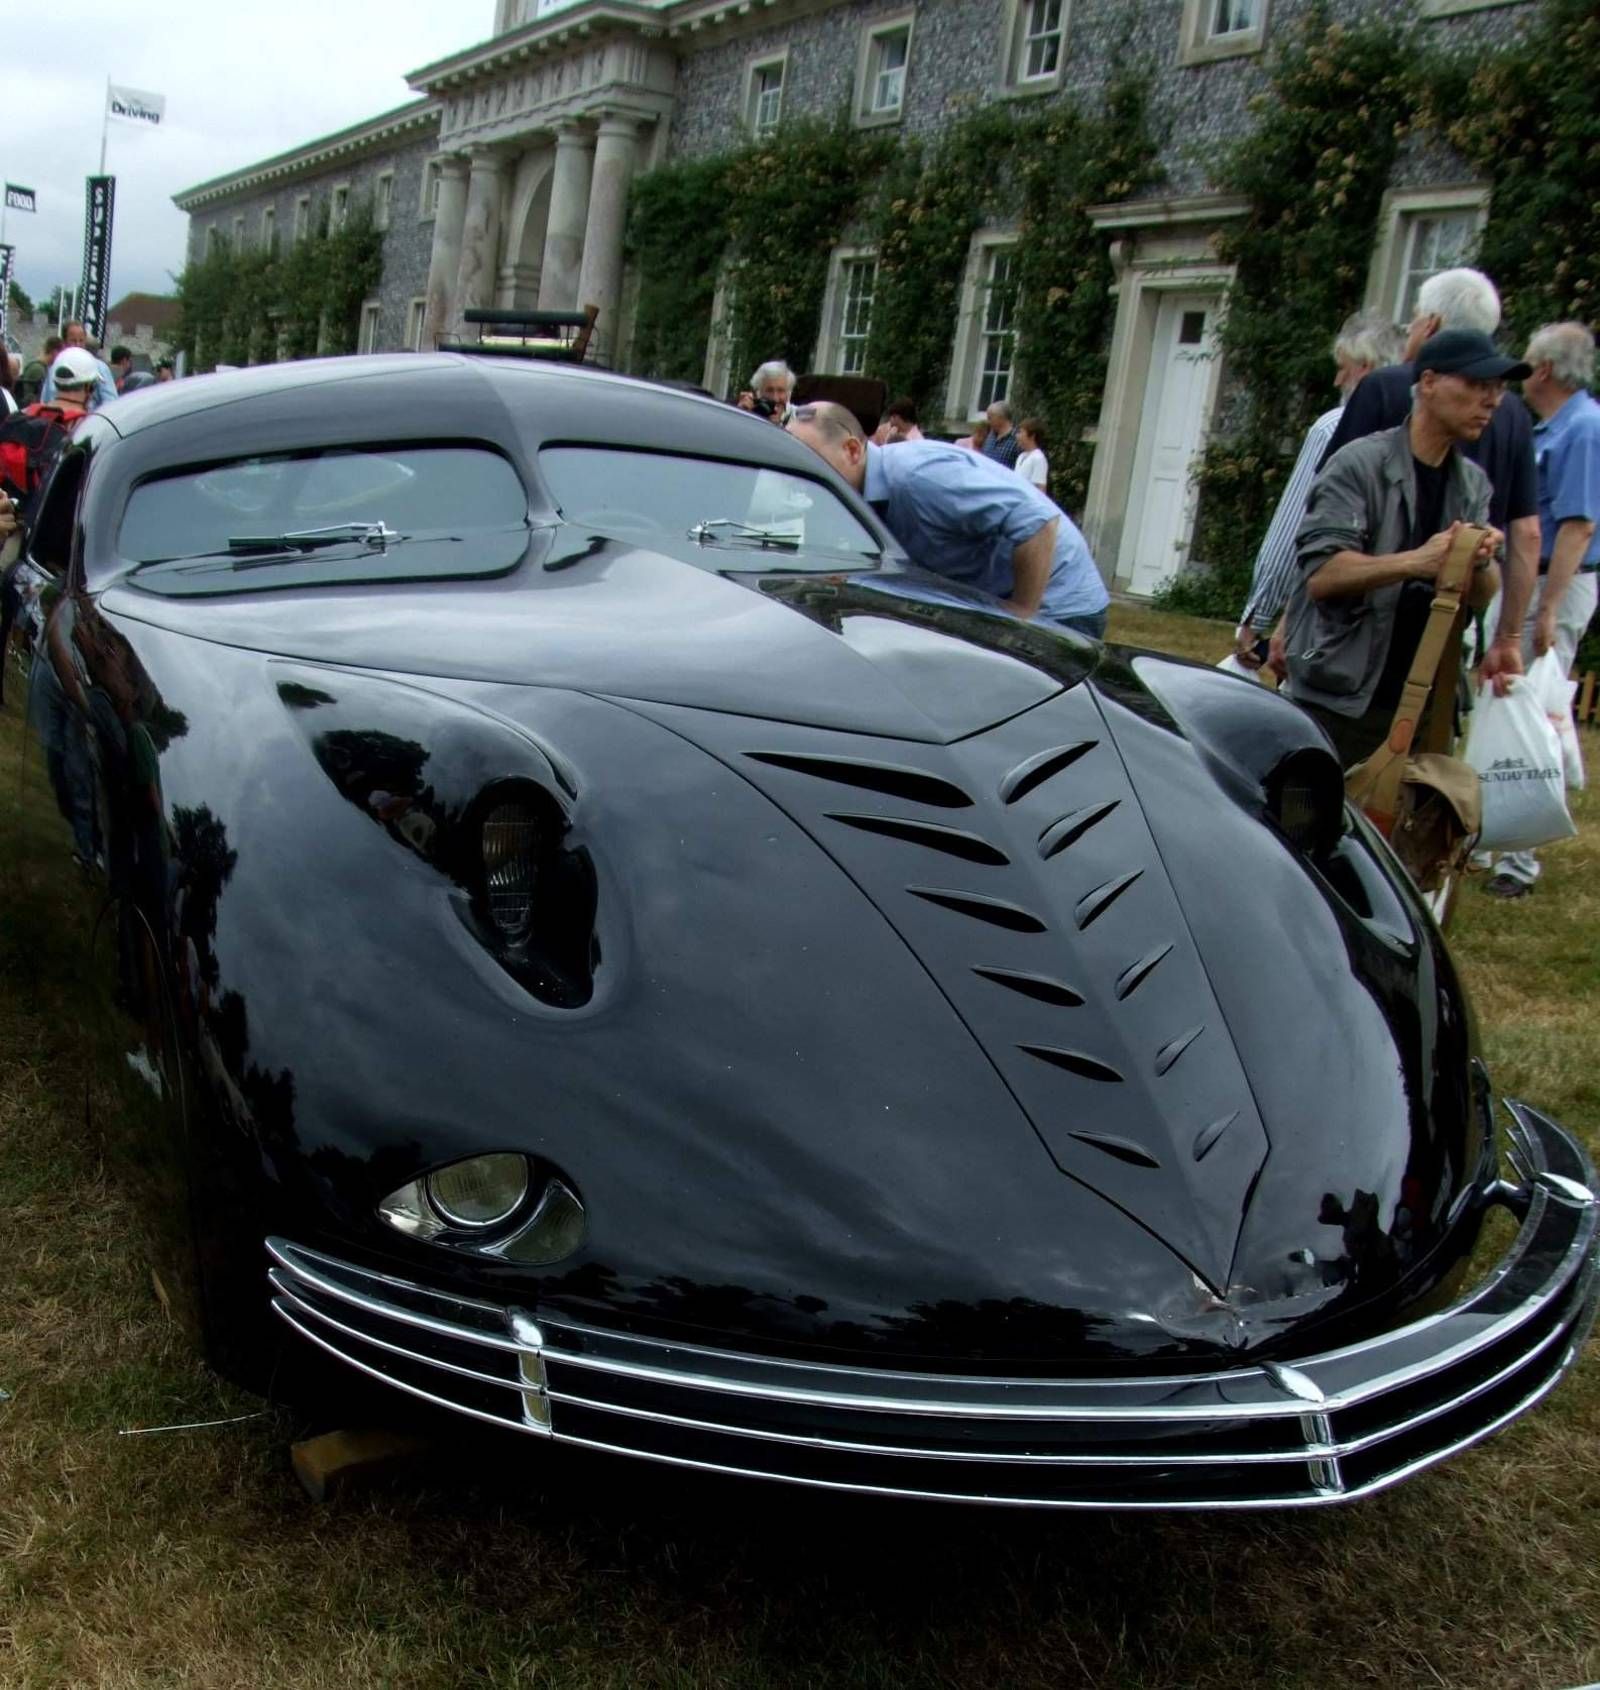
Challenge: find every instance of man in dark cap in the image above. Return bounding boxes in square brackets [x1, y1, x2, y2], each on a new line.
[1282, 328, 1521, 766]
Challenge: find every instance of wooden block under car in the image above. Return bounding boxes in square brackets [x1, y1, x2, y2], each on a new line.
[290, 1428, 431, 1502]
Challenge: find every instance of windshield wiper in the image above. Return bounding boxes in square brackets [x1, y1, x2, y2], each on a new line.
[687, 519, 802, 551]
[225, 522, 403, 555]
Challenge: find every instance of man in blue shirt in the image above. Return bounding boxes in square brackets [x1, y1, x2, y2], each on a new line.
[1482, 321, 1600, 899]
[787, 400, 1109, 636]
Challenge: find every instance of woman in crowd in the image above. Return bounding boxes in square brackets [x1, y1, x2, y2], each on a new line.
[1014, 418, 1048, 489]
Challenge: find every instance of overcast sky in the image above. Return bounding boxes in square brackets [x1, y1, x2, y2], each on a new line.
[4, 0, 487, 310]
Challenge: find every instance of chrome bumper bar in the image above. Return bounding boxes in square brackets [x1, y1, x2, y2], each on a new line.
[266, 1102, 1598, 1509]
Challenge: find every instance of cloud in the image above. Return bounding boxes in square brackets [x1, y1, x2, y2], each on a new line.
[5, 0, 475, 306]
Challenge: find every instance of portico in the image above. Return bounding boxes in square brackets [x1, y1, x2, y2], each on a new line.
[410, 12, 675, 362]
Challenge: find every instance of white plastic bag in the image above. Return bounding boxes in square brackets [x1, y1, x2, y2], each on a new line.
[1527, 648, 1585, 790]
[1463, 678, 1576, 852]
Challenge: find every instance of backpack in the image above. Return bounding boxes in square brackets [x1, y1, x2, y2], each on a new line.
[0, 402, 80, 524]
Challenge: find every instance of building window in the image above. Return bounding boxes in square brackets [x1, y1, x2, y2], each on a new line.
[331, 184, 351, 232]
[261, 205, 276, 254]
[294, 195, 311, 243]
[857, 15, 914, 127]
[205, 225, 221, 259]
[1011, 0, 1065, 85]
[1364, 185, 1490, 326]
[1179, 0, 1269, 63]
[374, 172, 394, 232]
[420, 158, 442, 221]
[231, 214, 244, 249]
[837, 258, 878, 375]
[974, 247, 1020, 413]
[407, 298, 428, 351]
[747, 57, 785, 138]
[1395, 211, 1481, 320]
[359, 301, 383, 354]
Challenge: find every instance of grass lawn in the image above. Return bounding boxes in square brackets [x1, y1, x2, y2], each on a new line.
[1, 604, 1596, 1690]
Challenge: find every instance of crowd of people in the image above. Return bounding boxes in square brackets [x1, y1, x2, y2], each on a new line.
[1230, 265, 1598, 903]
[738, 360, 1109, 639]
[1, 321, 174, 420]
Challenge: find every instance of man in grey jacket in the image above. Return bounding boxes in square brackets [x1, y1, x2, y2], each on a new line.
[1284, 329, 1519, 766]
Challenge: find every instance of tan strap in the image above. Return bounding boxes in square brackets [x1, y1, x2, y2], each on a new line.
[1346, 524, 1485, 832]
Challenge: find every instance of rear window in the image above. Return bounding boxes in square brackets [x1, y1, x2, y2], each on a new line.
[120, 444, 530, 595]
[539, 446, 882, 570]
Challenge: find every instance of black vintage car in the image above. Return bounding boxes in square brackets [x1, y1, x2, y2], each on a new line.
[3, 354, 1594, 1509]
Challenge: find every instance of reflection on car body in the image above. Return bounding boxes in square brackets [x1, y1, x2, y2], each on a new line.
[2, 353, 1594, 1511]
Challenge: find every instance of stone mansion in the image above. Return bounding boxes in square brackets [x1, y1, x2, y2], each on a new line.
[174, 0, 1540, 596]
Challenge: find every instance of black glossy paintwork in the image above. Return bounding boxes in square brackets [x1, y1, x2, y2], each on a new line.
[0, 356, 1503, 1382]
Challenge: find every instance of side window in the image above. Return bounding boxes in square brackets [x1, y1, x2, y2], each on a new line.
[28, 445, 89, 578]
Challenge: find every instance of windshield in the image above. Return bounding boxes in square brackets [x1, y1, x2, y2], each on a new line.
[119, 445, 531, 595]
[539, 446, 882, 570]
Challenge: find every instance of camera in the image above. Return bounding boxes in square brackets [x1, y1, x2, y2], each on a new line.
[751, 395, 778, 419]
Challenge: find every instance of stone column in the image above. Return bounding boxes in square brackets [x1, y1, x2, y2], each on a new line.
[452, 145, 511, 333]
[420, 153, 470, 350]
[537, 123, 595, 312]
[574, 115, 644, 365]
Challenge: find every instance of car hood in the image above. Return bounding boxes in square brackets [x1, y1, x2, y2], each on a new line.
[103, 540, 1081, 743]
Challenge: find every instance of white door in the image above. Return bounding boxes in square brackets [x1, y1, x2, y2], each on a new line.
[1119, 294, 1219, 597]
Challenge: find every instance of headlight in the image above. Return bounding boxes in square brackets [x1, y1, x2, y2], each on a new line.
[378, 1153, 587, 1266]
[1263, 747, 1345, 859]
[481, 802, 539, 943]
[426, 1152, 528, 1228]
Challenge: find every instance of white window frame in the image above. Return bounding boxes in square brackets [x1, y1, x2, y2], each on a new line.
[744, 51, 788, 139]
[1419, 0, 1527, 14]
[406, 297, 428, 352]
[420, 158, 442, 221]
[358, 299, 383, 355]
[946, 232, 1023, 425]
[330, 182, 352, 233]
[1365, 184, 1490, 324]
[1003, 0, 1068, 94]
[814, 245, 880, 375]
[1178, 0, 1269, 65]
[293, 194, 311, 244]
[374, 171, 395, 232]
[855, 12, 915, 129]
[261, 205, 276, 254]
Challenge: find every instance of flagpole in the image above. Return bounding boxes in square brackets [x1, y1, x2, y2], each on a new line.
[100, 76, 110, 175]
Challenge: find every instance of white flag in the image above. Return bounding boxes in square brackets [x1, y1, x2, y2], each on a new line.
[107, 84, 166, 127]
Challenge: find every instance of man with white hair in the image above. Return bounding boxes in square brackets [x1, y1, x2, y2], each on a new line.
[736, 360, 796, 425]
[1482, 321, 1600, 899]
[1234, 309, 1407, 670]
[1320, 268, 1540, 691]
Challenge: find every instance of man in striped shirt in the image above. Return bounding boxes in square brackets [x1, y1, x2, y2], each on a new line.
[1233, 311, 1407, 673]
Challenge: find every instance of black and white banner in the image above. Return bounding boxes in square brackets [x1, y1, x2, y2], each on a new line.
[107, 84, 166, 128]
[4, 184, 36, 214]
[80, 176, 115, 345]
[0, 245, 13, 342]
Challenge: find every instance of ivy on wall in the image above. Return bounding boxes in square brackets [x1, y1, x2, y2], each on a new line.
[628, 85, 1160, 514]
[1167, 11, 1417, 618]
[1421, 0, 1599, 343]
[627, 122, 891, 392]
[1171, 0, 1600, 620]
[175, 205, 383, 372]
[625, 154, 732, 384]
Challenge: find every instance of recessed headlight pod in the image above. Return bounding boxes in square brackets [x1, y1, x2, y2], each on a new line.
[378, 1152, 586, 1266]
